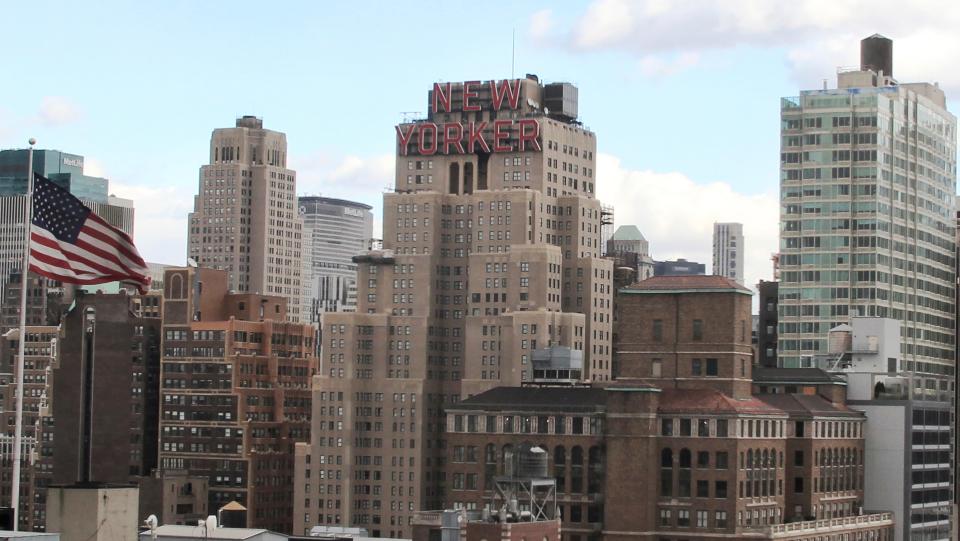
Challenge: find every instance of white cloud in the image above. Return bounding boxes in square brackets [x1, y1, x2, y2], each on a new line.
[108, 181, 194, 265]
[532, 0, 960, 90]
[596, 152, 779, 292]
[574, 0, 634, 49]
[37, 96, 81, 126]
[529, 9, 555, 43]
[638, 51, 700, 78]
[292, 151, 393, 239]
[83, 157, 108, 178]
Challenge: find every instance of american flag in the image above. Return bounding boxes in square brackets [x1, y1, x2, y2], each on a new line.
[29, 173, 151, 293]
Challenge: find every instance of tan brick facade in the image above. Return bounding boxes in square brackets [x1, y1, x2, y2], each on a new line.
[293, 76, 613, 538]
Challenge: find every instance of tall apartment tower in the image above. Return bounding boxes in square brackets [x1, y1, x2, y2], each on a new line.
[777, 35, 957, 371]
[712, 222, 744, 284]
[293, 76, 613, 537]
[158, 267, 316, 534]
[187, 116, 304, 322]
[299, 196, 374, 322]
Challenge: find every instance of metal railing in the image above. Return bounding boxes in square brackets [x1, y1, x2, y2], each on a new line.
[769, 512, 893, 535]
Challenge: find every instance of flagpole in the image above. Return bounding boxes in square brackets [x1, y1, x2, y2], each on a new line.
[12, 138, 36, 530]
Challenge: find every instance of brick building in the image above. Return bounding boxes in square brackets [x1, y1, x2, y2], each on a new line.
[158, 266, 317, 533]
[435, 275, 891, 541]
[0, 326, 57, 531]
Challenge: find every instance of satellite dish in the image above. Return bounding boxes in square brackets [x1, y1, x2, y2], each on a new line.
[187, 258, 199, 268]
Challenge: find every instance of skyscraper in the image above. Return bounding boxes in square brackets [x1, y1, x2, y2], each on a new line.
[187, 116, 304, 322]
[777, 35, 956, 372]
[299, 196, 374, 322]
[293, 75, 613, 536]
[712, 222, 744, 284]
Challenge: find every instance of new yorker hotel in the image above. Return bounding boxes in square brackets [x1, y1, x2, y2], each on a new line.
[293, 76, 614, 536]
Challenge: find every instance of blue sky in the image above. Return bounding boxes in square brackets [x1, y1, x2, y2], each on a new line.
[2, 0, 957, 292]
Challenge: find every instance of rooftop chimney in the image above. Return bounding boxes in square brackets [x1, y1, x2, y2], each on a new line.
[860, 34, 892, 77]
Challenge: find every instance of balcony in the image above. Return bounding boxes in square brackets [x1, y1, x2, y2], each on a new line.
[768, 513, 893, 538]
[781, 97, 801, 110]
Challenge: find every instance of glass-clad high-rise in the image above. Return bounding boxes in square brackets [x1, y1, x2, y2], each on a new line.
[778, 35, 957, 377]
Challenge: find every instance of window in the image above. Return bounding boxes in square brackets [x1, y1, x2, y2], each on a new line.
[716, 420, 728, 437]
[715, 452, 728, 469]
[696, 480, 709, 497]
[697, 420, 709, 437]
[651, 359, 662, 377]
[652, 319, 663, 342]
[696, 510, 708, 528]
[677, 510, 690, 527]
[661, 419, 673, 436]
[794, 477, 804, 493]
[715, 480, 727, 498]
[794, 421, 804, 437]
[691, 359, 702, 376]
[794, 450, 804, 466]
[679, 419, 691, 436]
[715, 510, 728, 528]
[692, 319, 703, 340]
[659, 509, 671, 526]
[705, 358, 718, 376]
[697, 451, 709, 467]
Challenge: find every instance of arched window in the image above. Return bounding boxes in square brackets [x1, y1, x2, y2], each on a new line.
[661, 448, 673, 468]
[587, 446, 603, 493]
[678, 448, 692, 497]
[746, 449, 754, 469]
[168, 273, 184, 299]
[501, 444, 514, 476]
[554, 446, 566, 492]
[449, 163, 460, 194]
[660, 448, 673, 497]
[484, 444, 497, 487]
[570, 446, 584, 493]
[463, 163, 474, 194]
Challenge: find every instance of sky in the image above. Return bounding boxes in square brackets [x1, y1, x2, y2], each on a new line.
[2, 0, 959, 296]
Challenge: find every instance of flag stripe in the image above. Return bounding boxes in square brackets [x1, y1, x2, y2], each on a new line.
[33, 226, 141, 278]
[32, 230, 132, 278]
[83, 217, 146, 266]
[30, 261, 135, 286]
[29, 173, 151, 293]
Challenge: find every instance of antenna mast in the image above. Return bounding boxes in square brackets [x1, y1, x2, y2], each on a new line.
[511, 28, 515, 78]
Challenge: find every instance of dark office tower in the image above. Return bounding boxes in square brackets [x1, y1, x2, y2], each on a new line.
[757, 280, 779, 368]
[51, 292, 162, 486]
